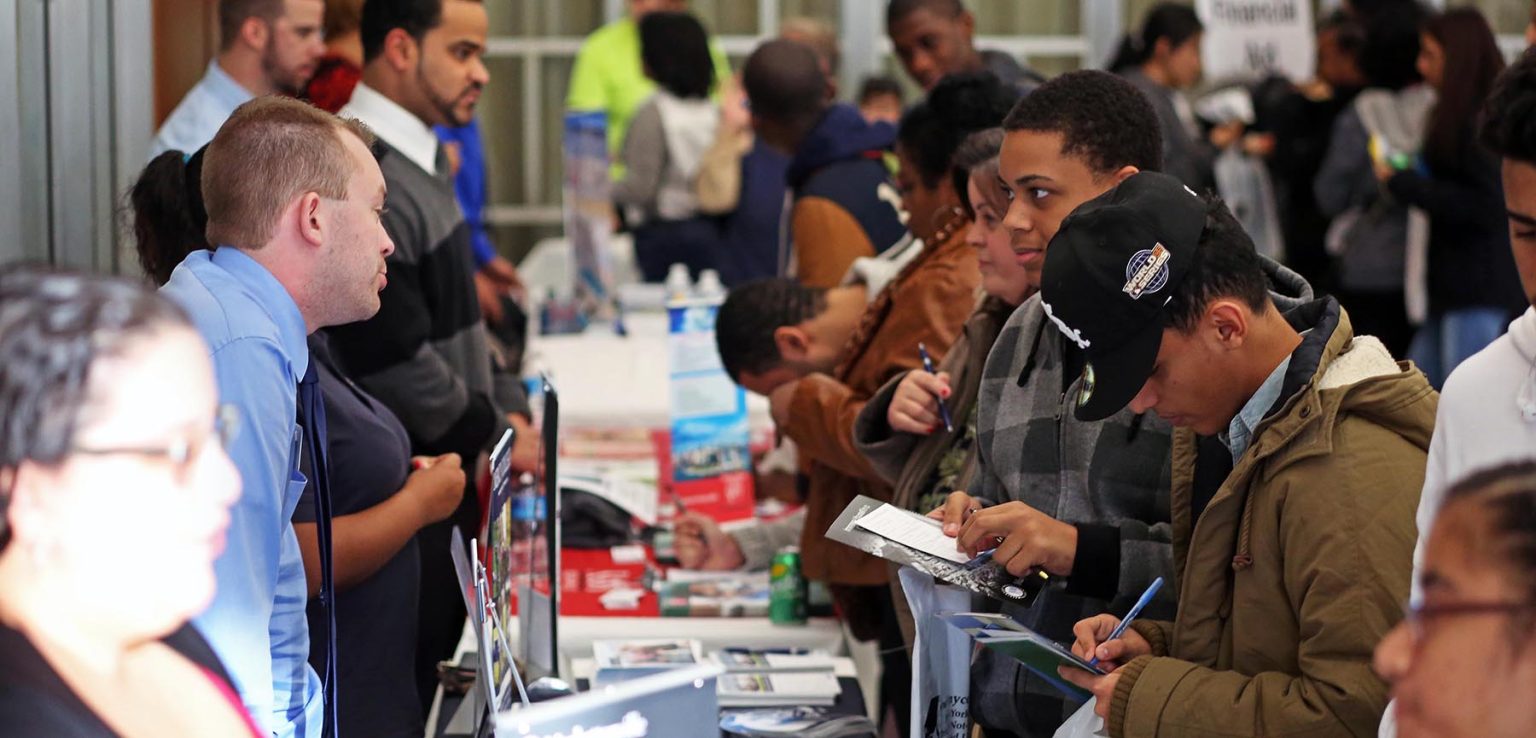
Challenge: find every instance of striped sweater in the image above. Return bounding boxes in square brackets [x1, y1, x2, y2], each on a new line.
[326, 140, 525, 464]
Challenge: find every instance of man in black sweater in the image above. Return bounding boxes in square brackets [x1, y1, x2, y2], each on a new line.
[327, 0, 536, 708]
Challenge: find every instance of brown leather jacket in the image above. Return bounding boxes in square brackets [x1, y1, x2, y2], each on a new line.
[781, 225, 978, 637]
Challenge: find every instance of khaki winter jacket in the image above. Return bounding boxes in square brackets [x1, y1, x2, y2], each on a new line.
[1112, 302, 1437, 738]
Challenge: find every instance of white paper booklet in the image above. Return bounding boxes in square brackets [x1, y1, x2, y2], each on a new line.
[716, 671, 841, 707]
[710, 649, 836, 673]
[592, 638, 706, 686]
[852, 503, 970, 564]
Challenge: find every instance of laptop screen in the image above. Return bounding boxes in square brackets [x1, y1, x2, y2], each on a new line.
[493, 664, 722, 738]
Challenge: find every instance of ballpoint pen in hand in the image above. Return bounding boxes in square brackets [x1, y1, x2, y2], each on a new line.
[918, 342, 954, 433]
[1088, 576, 1164, 667]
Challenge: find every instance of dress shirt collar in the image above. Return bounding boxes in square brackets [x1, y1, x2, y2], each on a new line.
[202, 59, 256, 110]
[210, 246, 310, 379]
[341, 83, 439, 175]
[1221, 354, 1291, 462]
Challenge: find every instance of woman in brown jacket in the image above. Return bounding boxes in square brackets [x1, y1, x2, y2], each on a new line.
[771, 73, 1018, 637]
[768, 71, 1016, 737]
[851, 127, 1034, 647]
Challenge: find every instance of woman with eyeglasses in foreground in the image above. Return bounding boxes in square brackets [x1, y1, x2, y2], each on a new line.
[1374, 461, 1536, 738]
[0, 267, 255, 737]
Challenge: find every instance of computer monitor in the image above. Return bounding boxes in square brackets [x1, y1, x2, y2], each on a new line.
[517, 375, 560, 678]
[493, 664, 723, 738]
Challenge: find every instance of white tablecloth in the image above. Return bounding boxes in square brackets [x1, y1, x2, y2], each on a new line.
[524, 312, 771, 431]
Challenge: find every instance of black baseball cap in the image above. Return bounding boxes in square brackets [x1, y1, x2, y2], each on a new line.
[1038, 172, 1207, 421]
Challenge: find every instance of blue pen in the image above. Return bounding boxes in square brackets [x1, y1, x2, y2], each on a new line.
[964, 547, 998, 570]
[1088, 576, 1165, 667]
[918, 342, 954, 433]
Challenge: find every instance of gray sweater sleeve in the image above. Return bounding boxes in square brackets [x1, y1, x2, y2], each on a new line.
[611, 100, 666, 208]
[731, 508, 807, 571]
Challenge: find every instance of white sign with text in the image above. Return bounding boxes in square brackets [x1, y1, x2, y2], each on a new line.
[1197, 0, 1315, 82]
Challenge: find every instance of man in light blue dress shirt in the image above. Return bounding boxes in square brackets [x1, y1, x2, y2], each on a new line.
[150, 0, 325, 158]
[161, 96, 395, 738]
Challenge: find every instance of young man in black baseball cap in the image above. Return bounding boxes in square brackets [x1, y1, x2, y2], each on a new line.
[1045, 172, 1435, 737]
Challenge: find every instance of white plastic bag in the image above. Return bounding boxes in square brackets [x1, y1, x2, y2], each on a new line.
[899, 567, 972, 738]
[1052, 697, 1108, 738]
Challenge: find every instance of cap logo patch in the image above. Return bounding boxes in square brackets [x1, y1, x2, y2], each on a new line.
[1077, 363, 1096, 407]
[1042, 300, 1091, 350]
[1123, 244, 1171, 299]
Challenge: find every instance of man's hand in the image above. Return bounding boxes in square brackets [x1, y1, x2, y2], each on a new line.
[956, 501, 1079, 576]
[482, 255, 524, 293]
[508, 414, 540, 473]
[1070, 614, 1153, 670]
[889, 370, 950, 435]
[404, 453, 467, 527]
[475, 255, 525, 325]
[1057, 666, 1122, 720]
[928, 490, 980, 536]
[475, 270, 506, 324]
[768, 379, 799, 429]
[674, 512, 745, 570]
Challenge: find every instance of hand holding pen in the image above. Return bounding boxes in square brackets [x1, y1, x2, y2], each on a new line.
[918, 343, 955, 433]
[1068, 577, 1165, 669]
[887, 346, 953, 435]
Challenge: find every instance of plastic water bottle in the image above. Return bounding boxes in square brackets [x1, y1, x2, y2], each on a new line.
[664, 263, 692, 303]
[694, 269, 724, 300]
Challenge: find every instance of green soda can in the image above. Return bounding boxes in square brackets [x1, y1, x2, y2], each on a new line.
[769, 546, 808, 625]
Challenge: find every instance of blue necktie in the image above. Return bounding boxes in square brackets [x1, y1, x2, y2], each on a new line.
[298, 360, 338, 737]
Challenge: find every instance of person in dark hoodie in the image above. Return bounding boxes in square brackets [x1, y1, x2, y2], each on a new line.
[886, 0, 1044, 95]
[743, 39, 907, 288]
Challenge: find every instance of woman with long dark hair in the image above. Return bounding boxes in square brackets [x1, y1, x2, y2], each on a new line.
[1379, 7, 1524, 387]
[611, 11, 724, 282]
[1112, 3, 1236, 191]
[0, 267, 256, 737]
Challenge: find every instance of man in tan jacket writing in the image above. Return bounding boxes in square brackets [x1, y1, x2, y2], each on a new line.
[1045, 173, 1435, 738]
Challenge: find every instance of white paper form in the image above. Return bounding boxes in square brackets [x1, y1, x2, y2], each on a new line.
[852, 503, 971, 564]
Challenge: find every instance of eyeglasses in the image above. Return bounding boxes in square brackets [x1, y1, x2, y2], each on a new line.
[1402, 599, 1536, 644]
[70, 404, 240, 480]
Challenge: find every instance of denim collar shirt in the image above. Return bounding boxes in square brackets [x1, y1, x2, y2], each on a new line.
[149, 60, 254, 160]
[161, 247, 323, 738]
[1222, 355, 1293, 463]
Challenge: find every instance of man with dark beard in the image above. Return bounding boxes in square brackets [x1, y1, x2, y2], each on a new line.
[150, 0, 325, 157]
[328, 0, 539, 708]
